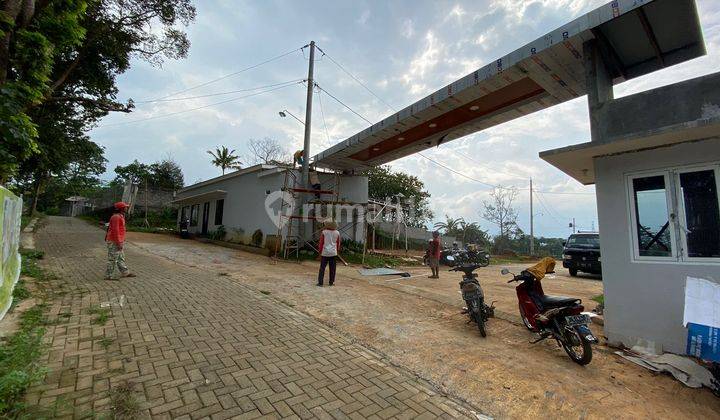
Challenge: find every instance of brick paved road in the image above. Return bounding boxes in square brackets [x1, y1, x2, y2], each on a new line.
[28, 217, 482, 419]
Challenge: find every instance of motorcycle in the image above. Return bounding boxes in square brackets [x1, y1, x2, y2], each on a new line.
[502, 257, 598, 365]
[441, 247, 491, 267]
[448, 256, 494, 337]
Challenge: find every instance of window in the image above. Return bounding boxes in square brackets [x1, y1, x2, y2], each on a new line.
[180, 206, 189, 221]
[628, 164, 720, 262]
[631, 175, 673, 257]
[567, 234, 600, 247]
[678, 169, 720, 258]
[214, 199, 224, 225]
[190, 204, 199, 227]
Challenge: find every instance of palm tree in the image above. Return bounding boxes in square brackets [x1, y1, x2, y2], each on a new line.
[433, 215, 465, 236]
[207, 146, 241, 174]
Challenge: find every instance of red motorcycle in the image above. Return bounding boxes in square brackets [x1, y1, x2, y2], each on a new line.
[502, 257, 598, 365]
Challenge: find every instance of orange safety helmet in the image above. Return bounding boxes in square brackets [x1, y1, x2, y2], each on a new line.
[113, 202, 129, 211]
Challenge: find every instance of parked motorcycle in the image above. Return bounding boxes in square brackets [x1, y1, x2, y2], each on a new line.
[502, 257, 598, 365]
[448, 256, 494, 337]
[441, 247, 491, 267]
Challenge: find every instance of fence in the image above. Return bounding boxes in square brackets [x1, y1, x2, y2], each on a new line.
[0, 186, 22, 321]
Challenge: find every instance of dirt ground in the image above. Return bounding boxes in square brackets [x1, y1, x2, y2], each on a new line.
[127, 232, 720, 419]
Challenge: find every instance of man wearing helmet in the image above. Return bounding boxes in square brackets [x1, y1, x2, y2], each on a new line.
[105, 202, 136, 280]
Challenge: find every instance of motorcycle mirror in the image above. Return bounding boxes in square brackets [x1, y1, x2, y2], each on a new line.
[500, 268, 510, 275]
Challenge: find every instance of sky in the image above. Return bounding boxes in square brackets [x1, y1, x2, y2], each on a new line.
[90, 0, 720, 238]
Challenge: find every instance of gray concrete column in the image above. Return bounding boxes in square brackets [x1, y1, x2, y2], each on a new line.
[584, 39, 614, 142]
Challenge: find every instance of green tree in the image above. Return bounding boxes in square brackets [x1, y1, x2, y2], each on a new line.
[458, 220, 490, 248]
[208, 146, 241, 175]
[364, 165, 433, 227]
[1, 0, 197, 182]
[433, 215, 464, 236]
[113, 158, 184, 191]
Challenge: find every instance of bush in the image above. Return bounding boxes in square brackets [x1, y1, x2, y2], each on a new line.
[208, 225, 226, 241]
[251, 229, 263, 247]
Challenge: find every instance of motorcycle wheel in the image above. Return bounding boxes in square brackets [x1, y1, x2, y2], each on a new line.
[478, 257, 490, 267]
[561, 326, 593, 365]
[474, 312, 487, 337]
[475, 299, 487, 337]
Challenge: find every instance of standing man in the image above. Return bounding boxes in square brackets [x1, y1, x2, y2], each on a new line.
[428, 230, 441, 279]
[317, 220, 341, 287]
[105, 202, 136, 280]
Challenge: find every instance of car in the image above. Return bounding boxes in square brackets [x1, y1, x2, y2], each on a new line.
[562, 232, 601, 277]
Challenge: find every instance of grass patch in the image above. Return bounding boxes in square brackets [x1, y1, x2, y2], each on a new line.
[591, 294, 605, 305]
[0, 255, 52, 417]
[108, 381, 140, 419]
[11, 280, 31, 309]
[87, 307, 112, 326]
[97, 337, 115, 350]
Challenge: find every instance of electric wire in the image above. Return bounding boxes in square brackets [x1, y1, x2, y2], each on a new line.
[143, 46, 304, 101]
[98, 81, 303, 127]
[315, 44, 398, 113]
[314, 83, 373, 125]
[133, 79, 305, 104]
[316, 88, 331, 143]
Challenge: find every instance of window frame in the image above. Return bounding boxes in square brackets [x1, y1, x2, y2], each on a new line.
[673, 165, 720, 263]
[190, 204, 199, 227]
[626, 162, 720, 264]
[214, 199, 224, 226]
[626, 170, 678, 262]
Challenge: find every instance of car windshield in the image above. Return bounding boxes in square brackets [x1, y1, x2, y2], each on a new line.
[567, 235, 600, 247]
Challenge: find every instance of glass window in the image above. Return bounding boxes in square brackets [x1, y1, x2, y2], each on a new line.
[215, 199, 224, 225]
[567, 235, 600, 247]
[190, 204, 199, 227]
[180, 206, 189, 221]
[679, 170, 720, 258]
[632, 175, 673, 257]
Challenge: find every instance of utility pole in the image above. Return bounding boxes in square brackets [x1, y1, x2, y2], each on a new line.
[529, 178, 534, 256]
[301, 41, 316, 241]
[572, 217, 576, 233]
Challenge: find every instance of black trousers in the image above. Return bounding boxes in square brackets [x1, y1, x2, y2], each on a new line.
[318, 256, 336, 285]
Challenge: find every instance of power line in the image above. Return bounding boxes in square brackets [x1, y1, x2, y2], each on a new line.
[315, 44, 398, 113]
[133, 79, 305, 104]
[98, 81, 303, 128]
[316, 89, 331, 143]
[533, 190, 565, 225]
[143, 46, 304, 102]
[314, 83, 373, 125]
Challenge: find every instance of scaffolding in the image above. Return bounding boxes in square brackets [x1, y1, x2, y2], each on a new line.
[273, 167, 363, 262]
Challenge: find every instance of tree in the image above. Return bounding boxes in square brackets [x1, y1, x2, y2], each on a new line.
[458, 220, 490, 247]
[481, 187, 519, 253]
[433, 215, 464, 236]
[247, 137, 288, 165]
[113, 158, 184, 191]
[208, 146, 241, 175]
[1, 0, 197, 182]
[364, 165, 433, 227]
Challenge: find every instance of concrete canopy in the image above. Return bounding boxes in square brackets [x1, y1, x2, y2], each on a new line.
[312, 0, 705, 172]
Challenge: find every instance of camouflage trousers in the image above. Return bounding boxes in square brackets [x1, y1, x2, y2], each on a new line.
[105, 242, 129, 278]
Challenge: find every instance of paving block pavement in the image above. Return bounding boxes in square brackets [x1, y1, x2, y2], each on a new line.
[26, 217, 485, 419]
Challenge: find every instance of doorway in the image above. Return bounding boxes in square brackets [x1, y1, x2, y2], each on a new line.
[201, 202, 210, 235]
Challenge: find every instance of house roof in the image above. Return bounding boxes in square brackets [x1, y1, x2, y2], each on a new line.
[312, 0, 705, 172]
[178, 164, 286, 194]
[171, 189, 227, 205]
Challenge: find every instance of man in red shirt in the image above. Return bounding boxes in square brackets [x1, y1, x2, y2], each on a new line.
[105, 202, 136, 280]
[428, 230, 441, 279]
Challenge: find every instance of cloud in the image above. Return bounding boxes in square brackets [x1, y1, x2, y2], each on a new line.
[400, 18, 414, 39]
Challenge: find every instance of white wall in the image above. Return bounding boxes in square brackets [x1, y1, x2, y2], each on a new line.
[176, 167, 368, 246]
[595, 137, 720, 354]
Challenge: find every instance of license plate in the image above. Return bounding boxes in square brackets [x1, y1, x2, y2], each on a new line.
[565, 314, 590, 326]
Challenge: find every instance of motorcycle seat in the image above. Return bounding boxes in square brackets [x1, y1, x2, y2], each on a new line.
[540, 295, 580, 308]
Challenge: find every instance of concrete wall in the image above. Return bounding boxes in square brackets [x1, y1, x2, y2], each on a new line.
[595, 72, 720, 143]
[595, 137, 720, 354]
[176, 167, 368, 246]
